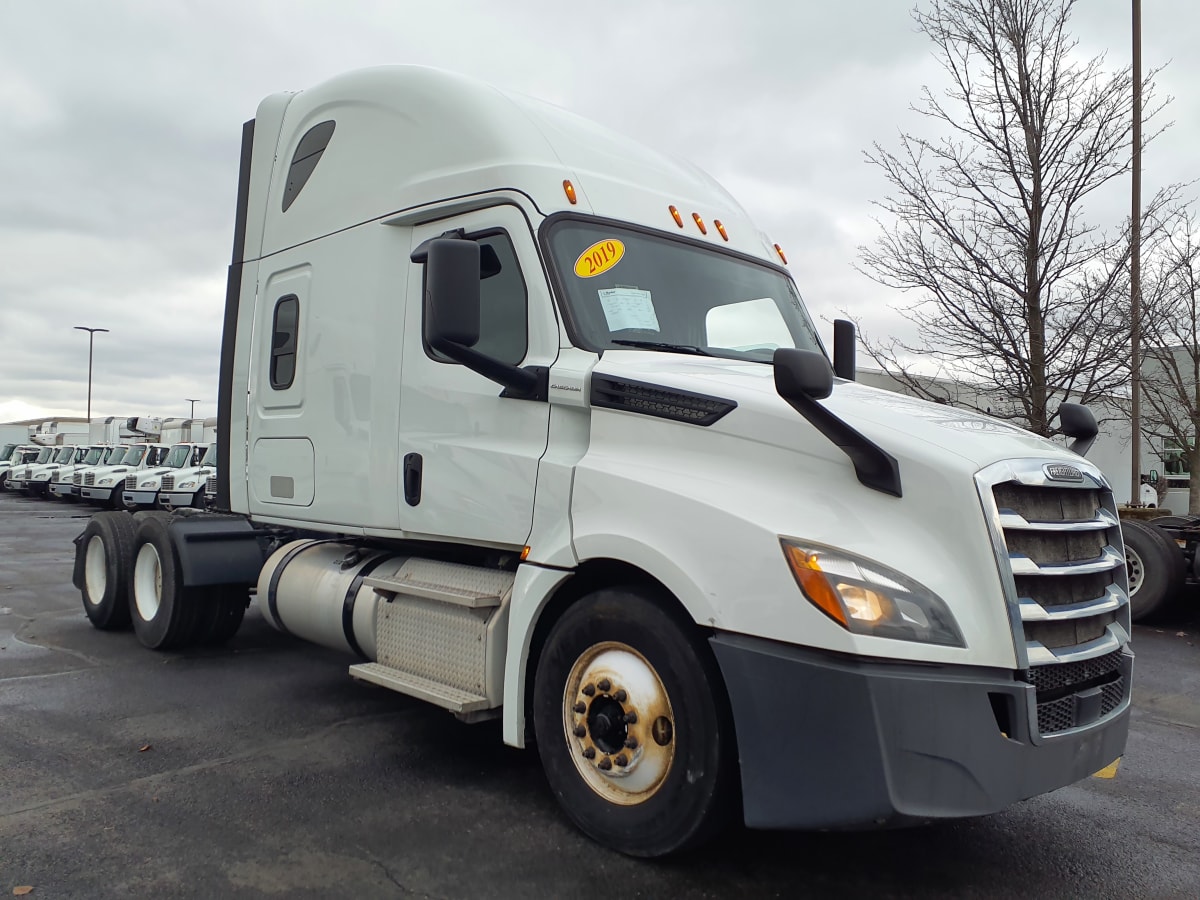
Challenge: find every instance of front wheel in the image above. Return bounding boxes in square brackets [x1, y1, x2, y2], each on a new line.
[532, 586, 736, 857]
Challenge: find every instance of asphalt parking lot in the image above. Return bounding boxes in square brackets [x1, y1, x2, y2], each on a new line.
[1, 490, 1198, 899]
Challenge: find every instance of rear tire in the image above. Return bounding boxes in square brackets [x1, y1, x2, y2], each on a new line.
[1123, 520, 1185, 621]
[130, 516, 202, 650]
[78, 512, 136, 630]
[532, 586, 736, 857]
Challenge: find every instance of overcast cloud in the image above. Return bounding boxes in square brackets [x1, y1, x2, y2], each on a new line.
[1, 0, 1195, 423]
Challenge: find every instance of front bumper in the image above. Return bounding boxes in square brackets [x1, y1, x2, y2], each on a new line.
[79, 485, 118, 502]
[159, 490, 202, 510]
[710, 632, 1131, 829]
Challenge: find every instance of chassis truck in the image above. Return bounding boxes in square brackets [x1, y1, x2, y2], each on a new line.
[71, 66, 1132, 857]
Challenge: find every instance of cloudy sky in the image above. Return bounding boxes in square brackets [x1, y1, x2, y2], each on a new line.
[1, 0, 1195, 423]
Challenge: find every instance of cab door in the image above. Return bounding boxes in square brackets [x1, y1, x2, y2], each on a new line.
[399, 204, 558, 547]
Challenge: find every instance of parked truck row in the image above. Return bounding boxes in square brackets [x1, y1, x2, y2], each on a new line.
[2, 416, 216, 512]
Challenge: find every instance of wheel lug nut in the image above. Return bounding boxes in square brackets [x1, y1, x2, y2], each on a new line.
[582, 684, 596, 697]
[573, 725, 586, 738]
[598, 756, 612, 771]
[615, 754, 628, 767]
[582, 747, 596, 760]
[623, 711, 638, 724]
[614, 689, 627, 702]
[598, 678, 611, 692]
[573, 701, 586, 714]
[624, 737, 638, 749]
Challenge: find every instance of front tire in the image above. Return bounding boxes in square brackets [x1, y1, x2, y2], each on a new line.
[1123, 520, 1185, 621]
[78, 512, 136, 630]
[532, 586, 736, 857]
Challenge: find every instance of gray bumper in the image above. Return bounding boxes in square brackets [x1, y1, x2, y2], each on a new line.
[710, 632, 1131, 830]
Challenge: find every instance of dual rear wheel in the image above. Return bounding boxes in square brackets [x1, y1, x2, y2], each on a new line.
[78, 511, 247, 649]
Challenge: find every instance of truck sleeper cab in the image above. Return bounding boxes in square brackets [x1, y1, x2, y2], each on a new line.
[72, 66, 1131, 858]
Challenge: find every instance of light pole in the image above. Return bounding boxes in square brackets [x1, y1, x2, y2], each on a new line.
[1130, 0, 1143, 505]
[186, 398, 201, 418]
[73, 326, 109, 419]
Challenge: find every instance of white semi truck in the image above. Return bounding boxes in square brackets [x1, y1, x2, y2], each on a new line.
[72, 67, 1132, 857]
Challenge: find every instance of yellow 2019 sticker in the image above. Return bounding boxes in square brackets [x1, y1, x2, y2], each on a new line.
[574, 239, 625, 278]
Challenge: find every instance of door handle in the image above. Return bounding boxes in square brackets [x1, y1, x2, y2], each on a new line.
[403, 453, 423, 506]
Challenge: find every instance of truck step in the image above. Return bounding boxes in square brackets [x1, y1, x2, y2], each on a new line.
[348, 662, 491, 713]
[363, 559, 513, 609]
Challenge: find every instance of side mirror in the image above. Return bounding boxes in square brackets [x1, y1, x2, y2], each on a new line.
[423, 239, 481, 351]
[774, 348, 834, 401]
[1057, 402, 1097, 458]
[832, 319, 856, 381]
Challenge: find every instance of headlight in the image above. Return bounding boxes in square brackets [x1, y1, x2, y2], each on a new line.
[780, 538, 964, 647]
[140, 481, 157, 488]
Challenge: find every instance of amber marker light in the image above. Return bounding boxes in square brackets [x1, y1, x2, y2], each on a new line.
[774, 243, 788, 264]
[714, 219, 729, 241]
[563, 180, 577, 204]
[781, 544, 847, 627]
[669, 205, 684, 227]
[692, 213, 708, 235]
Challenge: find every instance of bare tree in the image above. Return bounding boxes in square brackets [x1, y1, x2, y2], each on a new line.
[1140, 206, 1200, 513]
[856, 0, 1168, 436]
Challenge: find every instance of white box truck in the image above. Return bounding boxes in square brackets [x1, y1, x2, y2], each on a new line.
[71, 67, 1132, 857]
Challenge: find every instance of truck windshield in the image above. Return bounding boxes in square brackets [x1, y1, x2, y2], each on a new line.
[200, 444, 217, 466]
[83, 447, 105, 465]
[164, 445, 193, 468]
[123, 447, 147, 466]
[54, 447, 74, 464]
[545, 219, 823, 362]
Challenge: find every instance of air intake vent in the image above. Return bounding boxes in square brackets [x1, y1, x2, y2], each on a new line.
[591, 376, 735, 426]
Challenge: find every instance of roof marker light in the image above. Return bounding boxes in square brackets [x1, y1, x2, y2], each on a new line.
[714, 219, 729, 241]
[669, 205, 684, 228]
[563, 180, 577, 205]
[774, 243, 788, 264]
[692, 213, 707, 235]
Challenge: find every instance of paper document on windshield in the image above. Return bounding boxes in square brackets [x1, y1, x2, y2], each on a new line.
[599, 287, 660, 332]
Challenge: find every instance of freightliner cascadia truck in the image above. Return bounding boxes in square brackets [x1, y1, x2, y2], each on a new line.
[72, 66, 1131, 857]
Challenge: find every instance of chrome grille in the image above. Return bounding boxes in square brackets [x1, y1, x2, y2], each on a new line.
[161, 475, 175, 491]
[977, 459, 1132, 737]
[125, 475, 138, 490]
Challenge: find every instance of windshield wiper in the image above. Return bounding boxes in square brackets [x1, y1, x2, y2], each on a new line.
[609, 339, 713, 356]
